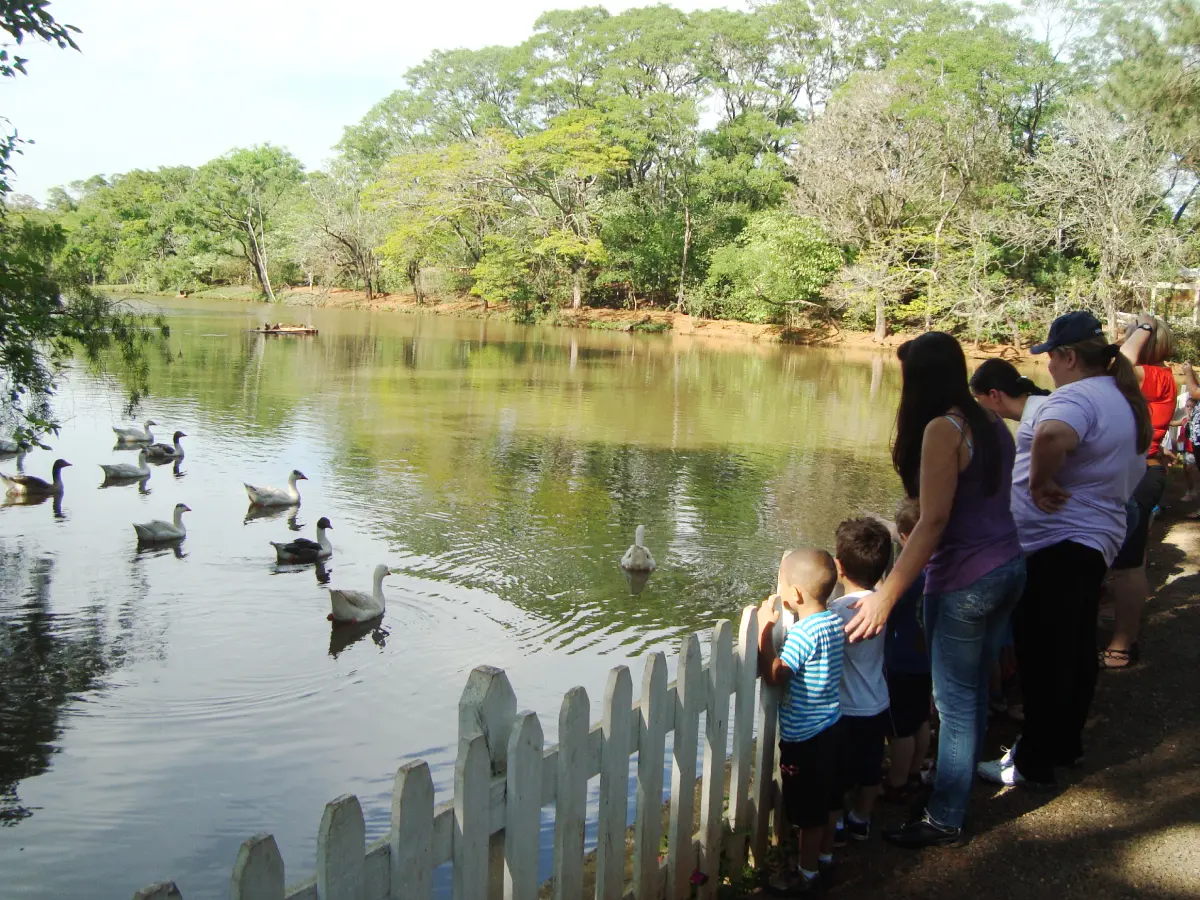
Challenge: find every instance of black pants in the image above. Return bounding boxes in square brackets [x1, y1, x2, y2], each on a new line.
[1012, 541, 1107, 782]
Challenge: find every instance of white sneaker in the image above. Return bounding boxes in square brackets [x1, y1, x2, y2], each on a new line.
[977, 745, 1024, 785]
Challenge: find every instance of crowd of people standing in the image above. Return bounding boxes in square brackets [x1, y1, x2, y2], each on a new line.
[759, 308, 1188, 893]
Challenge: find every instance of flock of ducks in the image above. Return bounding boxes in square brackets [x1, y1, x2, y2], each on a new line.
[2, 420, 659, 625]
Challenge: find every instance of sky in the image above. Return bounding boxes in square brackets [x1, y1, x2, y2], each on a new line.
[2, 0, 748, 202]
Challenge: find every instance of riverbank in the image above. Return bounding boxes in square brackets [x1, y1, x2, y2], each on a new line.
[734, 486, 1200, 899]
[111, 285, 1030, 358]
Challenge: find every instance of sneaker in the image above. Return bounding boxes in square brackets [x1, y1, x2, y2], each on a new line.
[833, 817, 846, 847]
[767, 867, 819, 895]
[882, 811, 963, 849]
[846, 814, 870, 841]
[977, 745, 1024, 786]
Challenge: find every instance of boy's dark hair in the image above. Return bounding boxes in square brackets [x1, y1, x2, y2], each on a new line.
[895, 498, 920, 538]
[835, 517, 893, 589]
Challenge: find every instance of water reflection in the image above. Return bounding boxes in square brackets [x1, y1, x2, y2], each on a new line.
[99, 474, 151, 494]
[327, 620, 388, 658]
[244, 505, 301, 528]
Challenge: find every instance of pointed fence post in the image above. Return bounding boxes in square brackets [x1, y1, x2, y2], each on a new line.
[459, 666, 518, 900]
[232, 833, 285, 900]
[596, 666, 633, 900]
[552, 686, 590, 900]
[633, 652, 668, 900]
[752, 675, 780, 865]
[727, 606, 759, 880]
[317, 795, 366, 900]
[454, 733, 491, 900]
[391, 761, 434, 900]
[699, 620, 733, 898]
[504, 711, 544, 900]
[667, 633, 703, 900]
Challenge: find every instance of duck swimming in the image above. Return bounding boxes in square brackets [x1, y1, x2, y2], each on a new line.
[145, 431, 186, 461]
[101, 449, 152, 481]
[620, 524, 656, 572]
[271, 516, 333, 563]
[328, 564, 391, 624]
[1, 459, 71, 496]
[113, 419, 157, 443]
[133, 503, 191, 543]
[245, 469, 307, 507]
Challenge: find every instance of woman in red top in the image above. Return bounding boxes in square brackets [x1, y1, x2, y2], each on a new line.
[1104, 312, 1177, 668]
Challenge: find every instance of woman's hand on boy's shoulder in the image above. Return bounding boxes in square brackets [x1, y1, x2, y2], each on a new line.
[844, 591, 889, 642]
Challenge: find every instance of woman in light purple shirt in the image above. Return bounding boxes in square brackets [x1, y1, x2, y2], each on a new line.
[977, 311, 1150, 788]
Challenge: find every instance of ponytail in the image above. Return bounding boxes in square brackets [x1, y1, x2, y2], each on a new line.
[1014, 376, 1051, 398]
[1065, 337, 1152, 454]
[970, 358, 1051, 398]
[1109, 351, 1154, 454]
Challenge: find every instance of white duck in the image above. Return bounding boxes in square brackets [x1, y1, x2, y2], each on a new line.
[2, 459, 71, 496]
[113, 419, 158, 443]
[100, 449, 152, 480]
[272, 516, 333, 563]
[620, 524, 656, 572]
[328, 564, 392, 623]
[245, 469, 307, 507]
[145, 430, 186, 461]
[133, 503, 191, 543]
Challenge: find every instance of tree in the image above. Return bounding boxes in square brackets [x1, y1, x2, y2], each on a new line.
[288, 169, 387, 301]
[190, 146, 304, 301]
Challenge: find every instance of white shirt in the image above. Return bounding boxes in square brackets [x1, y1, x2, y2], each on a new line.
[827, 589, 889, 716]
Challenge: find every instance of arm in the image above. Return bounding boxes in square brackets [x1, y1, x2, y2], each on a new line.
[757, 607, 790, 686]
[1183, 362, 1200, 402]
[844, 416, 963, 642]
[1028, 419, 1080, 513]
[1120, 312, 1155, 386]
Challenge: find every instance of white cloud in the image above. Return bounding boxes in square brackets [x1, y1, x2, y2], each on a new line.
[3, 0, 746, 200]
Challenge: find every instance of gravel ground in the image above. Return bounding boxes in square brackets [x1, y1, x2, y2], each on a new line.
[747, 492, 1200, 900]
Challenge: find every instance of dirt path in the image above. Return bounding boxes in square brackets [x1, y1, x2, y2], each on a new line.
[745, 491, 1200, 899]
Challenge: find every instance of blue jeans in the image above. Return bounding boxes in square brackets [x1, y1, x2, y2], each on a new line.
[923, 555, 1027, 829]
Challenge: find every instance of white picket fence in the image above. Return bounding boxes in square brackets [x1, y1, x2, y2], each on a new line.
[134, 605, 782, 900]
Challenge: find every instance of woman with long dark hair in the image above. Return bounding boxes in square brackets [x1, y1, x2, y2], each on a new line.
[970, 358, 1051, 425]
[845, 332, 1026, 848]
[978, 311, 1149, 787]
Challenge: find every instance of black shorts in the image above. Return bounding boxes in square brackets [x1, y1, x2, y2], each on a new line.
[1112, 464, 1166, 570]
[836, 712, 889, 794]
[886, 671, 932, 738]
[779, 724, 842, 828]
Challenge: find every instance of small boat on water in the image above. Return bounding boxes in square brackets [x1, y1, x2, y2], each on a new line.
[253, 322, 319, 336]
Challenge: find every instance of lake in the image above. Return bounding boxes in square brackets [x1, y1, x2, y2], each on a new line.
[0, 298, 902, 898]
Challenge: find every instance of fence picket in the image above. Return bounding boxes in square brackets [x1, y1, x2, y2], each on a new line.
[596, 666, 633, 900]
[552, 685, 590, 900]
[752, 678, 779, 866]
[633, 651, 668, 900]
[726, 606, 759, 878]
[699, 620, 733, 898]
[453, 734, 491, 900]
[316, 795, 365, 900]
[667, 633, 703, 900]
[391, 761, 434, 900]
[504, 711, 544, 900]
[231, 833, 284, 900]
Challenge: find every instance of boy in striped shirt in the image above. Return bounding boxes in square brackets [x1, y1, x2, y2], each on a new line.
[759, 548, 844, 894]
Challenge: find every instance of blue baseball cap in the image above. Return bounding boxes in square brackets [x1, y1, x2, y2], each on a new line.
[1031, 310, 1105, 354]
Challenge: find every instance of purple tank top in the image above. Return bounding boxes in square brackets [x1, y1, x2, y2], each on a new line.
[924, 415, 1023, 595]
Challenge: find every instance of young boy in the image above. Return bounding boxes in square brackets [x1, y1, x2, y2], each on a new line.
[827, 517, 893, 841]
[758, 548, 843, 894]
[882, 499, 933, 801]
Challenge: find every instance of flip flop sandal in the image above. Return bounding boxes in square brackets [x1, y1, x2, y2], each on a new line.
[1099, 646, 1139, 669]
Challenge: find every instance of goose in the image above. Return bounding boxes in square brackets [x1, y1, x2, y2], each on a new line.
[619, 524, 656, 572]
[245, 469, 307, 507]
[113, 419, 158, 443]
[133, 503, 191, 543]
[145, 431, 186, 461]
[2, 459, 71, 496]
[100, 449, 152, 480]
[271, 516, 333, 563]
[328, 564, 391, 623]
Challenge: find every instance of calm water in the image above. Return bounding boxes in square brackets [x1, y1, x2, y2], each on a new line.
[0, 298, 902, 898]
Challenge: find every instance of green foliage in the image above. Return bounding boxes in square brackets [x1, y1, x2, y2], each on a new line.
[697, 210, 843, 323]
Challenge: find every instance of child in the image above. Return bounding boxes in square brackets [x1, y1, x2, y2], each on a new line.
[758, 548, 843, 894]
[827, 517, 893, 841]
[881, 499, 933, 801]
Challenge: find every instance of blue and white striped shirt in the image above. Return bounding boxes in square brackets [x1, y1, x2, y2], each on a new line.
[778, 609, 845, 742]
